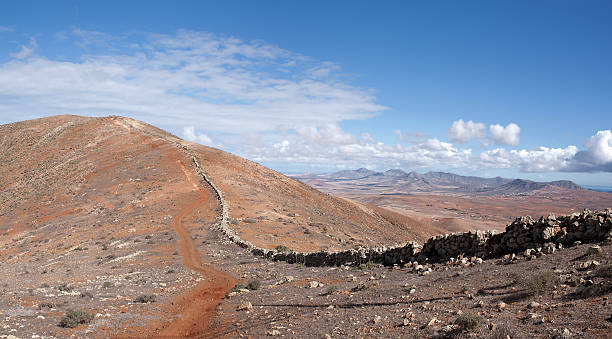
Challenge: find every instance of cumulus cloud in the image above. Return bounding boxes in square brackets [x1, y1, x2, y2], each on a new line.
[448, 119, 487, 143]
[446, 119, 521, 146]
[476, 130, 612, 173]
[565, 130, 612, 172]
[489, 123, 520, 146]
[479, 146, 578, 172]
[0, 29, 385, 132]
[243, 124, 471, 170]
[182, 126, 213, 146]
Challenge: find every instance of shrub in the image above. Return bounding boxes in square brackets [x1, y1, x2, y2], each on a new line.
[322, 285, 339, 296]
[58, 309, 94, 328]
[80, 291, 94, 298]
[58, 284, 73, 292]
[39, 302, 55, 310]
[352, 283, 368, 292]
[246, 280, 261, 291]
[359, 261, 376, 270]
[454, 312, 482, 332]
[517, 270, 558, 295]
[134, 294, 156, 303]
[102, 281, 113, 288]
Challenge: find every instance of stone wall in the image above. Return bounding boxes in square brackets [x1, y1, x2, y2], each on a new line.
[486, 209, 612, 257]
[419, 230, 494, 261]
[129, 118, 611, 268]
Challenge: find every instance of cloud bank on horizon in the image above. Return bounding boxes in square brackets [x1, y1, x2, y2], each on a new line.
[1, 29, 611, 175]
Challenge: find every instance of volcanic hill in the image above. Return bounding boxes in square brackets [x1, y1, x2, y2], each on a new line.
[1, 115, 610, 339]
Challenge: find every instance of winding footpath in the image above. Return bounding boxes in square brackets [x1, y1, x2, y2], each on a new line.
[114, 117, 235, 338]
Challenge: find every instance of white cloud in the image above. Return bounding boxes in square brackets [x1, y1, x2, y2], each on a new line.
[9, 38, 37, 59]
[0, 30, 385, 132]
[489, 123, 520, 146]
[566, 130, 612, 172]
[245, 124, 471, 170]
[0, 26, 15, 33]
[479, 146, 578, 172]
[182, 126, 213, 145]
[448, 119, 487, 143]
[447, 119, 521, 146]
[294, 124, 357, 145]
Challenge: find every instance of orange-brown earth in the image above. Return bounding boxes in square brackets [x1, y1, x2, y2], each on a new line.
[1, 115, 610, 339]
[0, 115, 427, 338]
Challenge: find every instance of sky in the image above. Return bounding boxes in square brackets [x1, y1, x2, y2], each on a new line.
[1, 1, 612, 185]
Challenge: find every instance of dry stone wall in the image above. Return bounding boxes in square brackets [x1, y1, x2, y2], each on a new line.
[122, 118, 612, 267]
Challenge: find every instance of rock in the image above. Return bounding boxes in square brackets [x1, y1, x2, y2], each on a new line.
[309, 281, 321, 288]
[542, 243, 556, 254]
[242, 218, 257, 224]
[284, 276, 294, 283]
[372, 315, 382, 325]
[426, 318, 438, 327]
[586, 245, 602, 256]
[496, 301, 507, 312]
[561, 328, 571, 337]
[527, 301, 540, 309]
[237, 301, 253, 311]
[267, 329, 281, 336]
[402, 318, 410, 326]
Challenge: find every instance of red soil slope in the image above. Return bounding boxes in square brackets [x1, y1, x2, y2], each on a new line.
[0, 115, 431, 337]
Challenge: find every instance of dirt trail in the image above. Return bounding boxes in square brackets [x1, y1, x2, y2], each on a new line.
[154, 182, 236, 338]
[112, 121, 236, 338]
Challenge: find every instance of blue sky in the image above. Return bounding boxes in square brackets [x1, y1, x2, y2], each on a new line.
[1, 1, 612, 185]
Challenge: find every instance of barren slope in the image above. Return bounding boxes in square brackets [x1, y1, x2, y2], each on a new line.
[0, 115, 430, 337]
[0, 115, 235, 337]
[187, 143, 434, 251]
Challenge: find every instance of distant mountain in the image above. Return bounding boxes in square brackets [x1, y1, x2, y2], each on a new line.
[292, 168, 585, 195]
[490, 179, 586, 195]
[327, 167, 378, 179]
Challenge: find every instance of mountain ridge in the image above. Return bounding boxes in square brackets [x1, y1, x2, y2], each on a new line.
[293, 168, 586, 195]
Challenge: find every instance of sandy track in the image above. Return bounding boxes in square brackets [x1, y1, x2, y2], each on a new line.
[153, 185, 235, 338]
[113, 122, 236, 338]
